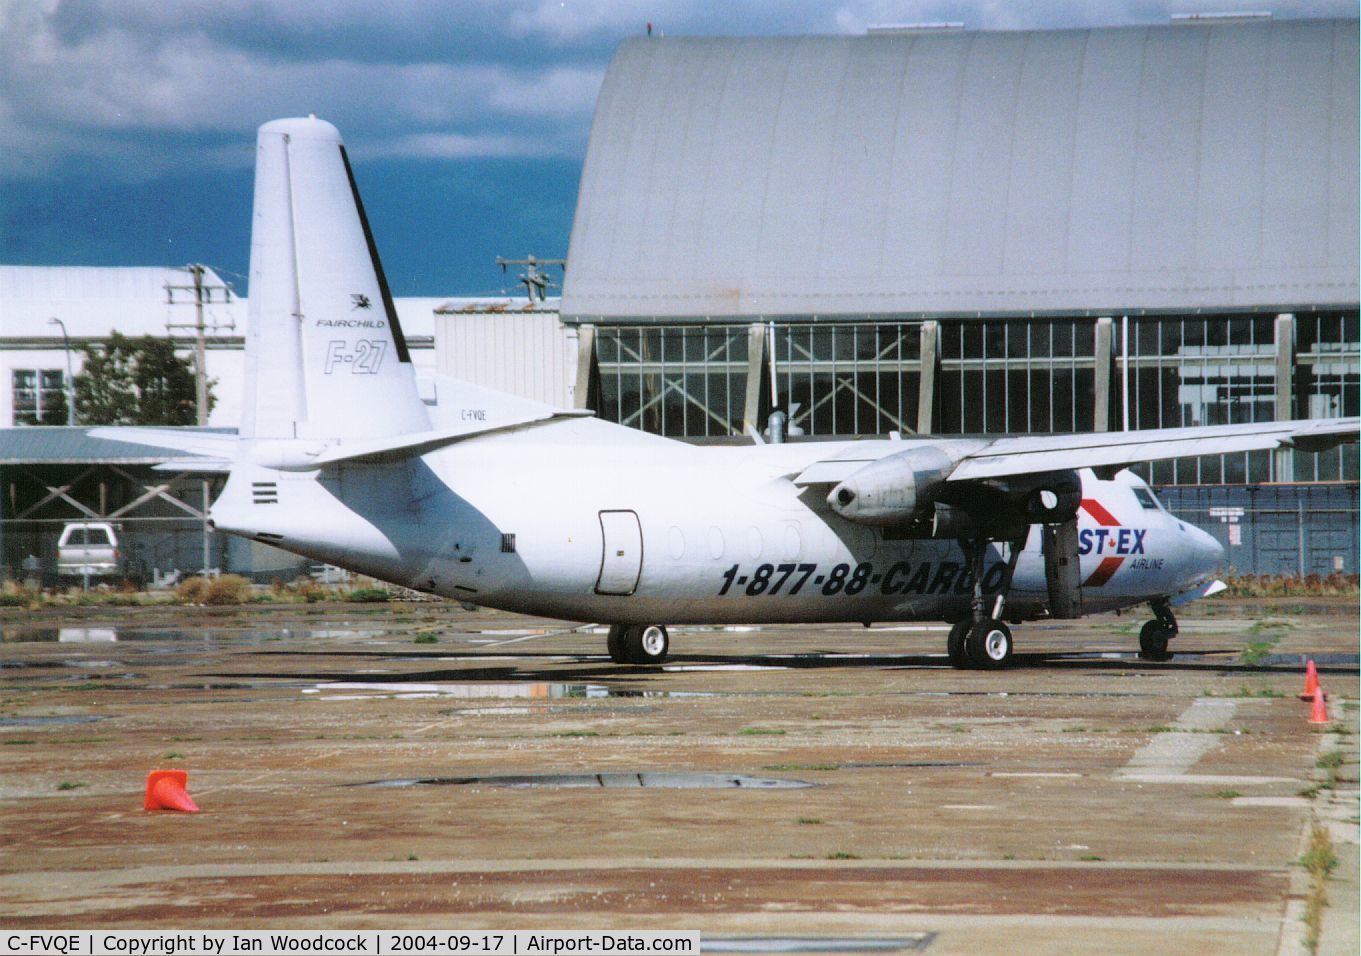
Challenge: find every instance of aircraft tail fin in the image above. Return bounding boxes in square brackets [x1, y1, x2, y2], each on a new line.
[241, 116, 430, 441]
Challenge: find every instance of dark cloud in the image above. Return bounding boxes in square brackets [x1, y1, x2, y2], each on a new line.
[2, 0, 1354, 294]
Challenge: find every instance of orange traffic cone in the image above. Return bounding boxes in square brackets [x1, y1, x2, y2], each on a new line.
[144, 769, 200, 813]
[1301, 660, 1321, 701]
[1309, 686, 1330, 725]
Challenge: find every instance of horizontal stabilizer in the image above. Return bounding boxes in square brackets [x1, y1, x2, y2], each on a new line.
[299, 410, 592, 468]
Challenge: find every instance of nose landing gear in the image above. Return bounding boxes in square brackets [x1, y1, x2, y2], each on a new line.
[1139, 601, 1178, 661]
[607, 624, 670, 665]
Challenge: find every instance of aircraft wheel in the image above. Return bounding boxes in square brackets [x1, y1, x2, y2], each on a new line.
[965, 619, 1013, 669]
[606, 624, 629, 664]
[626, 624, 669, 665]
[1139, 620, 1173, 661]
[947, 619, 972, 669]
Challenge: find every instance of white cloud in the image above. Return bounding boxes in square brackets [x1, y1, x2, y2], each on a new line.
[1, 0, 1354, 181]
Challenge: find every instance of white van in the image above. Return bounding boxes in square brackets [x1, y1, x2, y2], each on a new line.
[56, 522, 121, 580]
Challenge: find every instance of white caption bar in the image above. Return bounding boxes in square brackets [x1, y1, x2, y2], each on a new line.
[1, 934, 700, 956]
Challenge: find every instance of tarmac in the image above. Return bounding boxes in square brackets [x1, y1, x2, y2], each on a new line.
[1, 595, 1357, 955]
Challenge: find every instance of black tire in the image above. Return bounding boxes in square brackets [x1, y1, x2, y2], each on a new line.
[947, 619, 972, 669]
[965, 619, 1013, 669]
[626, 624, 669, 665]
[1139, 620, 1172, 661]
[606, 624, 629, 663]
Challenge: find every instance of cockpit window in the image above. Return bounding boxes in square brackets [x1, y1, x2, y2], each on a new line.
[1132, 486, 1161, 511]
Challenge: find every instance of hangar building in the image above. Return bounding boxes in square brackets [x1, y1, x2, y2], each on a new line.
[561, 18, 1359, 493]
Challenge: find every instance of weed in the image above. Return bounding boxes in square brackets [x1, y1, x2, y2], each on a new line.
[161, 751, 183, 759]
[1079, 854, 1104, 861]
[1224, 572, 1359, 598]
[796, 817, 823, 825]
[1240, 641, 1276, 666]
[826, 851, 860, 860]
[346, 588, 391, 603]
[1213, 790, 1242, 799]
[738, 727, 786, 736]
[56, 781, 87, 791]
[765, 763, 837, 772]
[552, 731, 600, 738]
[3, 740, 36, 746]
[1300, 823, 1338, 953]
[413, 632, 439, 644]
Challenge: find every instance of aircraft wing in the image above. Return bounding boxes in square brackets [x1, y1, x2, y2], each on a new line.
[946, 417, 1360, 481]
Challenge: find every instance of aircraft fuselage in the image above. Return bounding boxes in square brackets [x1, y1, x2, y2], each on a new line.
[212, 421, 1223, 627]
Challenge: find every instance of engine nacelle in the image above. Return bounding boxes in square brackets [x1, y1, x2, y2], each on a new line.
[827, 447, 953, 526]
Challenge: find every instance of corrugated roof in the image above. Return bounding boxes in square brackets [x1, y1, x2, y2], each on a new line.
[562, 20, 1360, 319]
[0, 266, 244, 339]
[0, 426, 234, 465]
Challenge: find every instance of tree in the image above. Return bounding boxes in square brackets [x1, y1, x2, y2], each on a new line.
[74, 333, 214, 426]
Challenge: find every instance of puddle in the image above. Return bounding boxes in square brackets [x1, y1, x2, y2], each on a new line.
[1261, 653, 1360, 667]
[662, 664, 787, 672]
[1, 626, 384, 644]
[0, 715, 104, 727]
[306, 681, 609, 700]
[839, 761, 980, 770]
[355, 772, 813, 789]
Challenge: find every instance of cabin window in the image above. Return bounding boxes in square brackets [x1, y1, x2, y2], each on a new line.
[1132, 487, 1161, 511]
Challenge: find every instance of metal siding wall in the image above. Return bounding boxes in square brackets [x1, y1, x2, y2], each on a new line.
[433, 314, 574, 407]
[1156, 483, 1359, 576]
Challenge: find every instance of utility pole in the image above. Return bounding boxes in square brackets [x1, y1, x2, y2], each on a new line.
[166, 264, 235, 426]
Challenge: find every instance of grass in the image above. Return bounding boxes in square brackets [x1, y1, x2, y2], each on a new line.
[1300, 823, 1339, 953]
[1212, 790, 1242, 800]
[826, 851, 860, 860]
[1207, 686, 1287, 699]
[738, 727, 786, 736]
[345, 588, 391, 603]
[56, 781, 87, 791]
[161, 751, 183, 759]
[764, 763, 837, 772]
[796, 817, 823, 825]
[1240, 641, 1278, 666]
[1225, 572, 1359, 598]
[413, 632, 439, 644]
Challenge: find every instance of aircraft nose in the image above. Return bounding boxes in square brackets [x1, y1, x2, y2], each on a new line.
[1191, 524, 1226, 576]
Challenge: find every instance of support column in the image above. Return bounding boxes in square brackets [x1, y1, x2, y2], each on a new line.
[1274, 313, 1296, 481]
[742, 323, 768, 438]
[916, 321, 940, 435]
[572, 324, 599, 411]
[1093, 316, 1115, 433]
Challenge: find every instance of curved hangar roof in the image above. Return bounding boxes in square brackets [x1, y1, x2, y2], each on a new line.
[561, 20, 1359, 320]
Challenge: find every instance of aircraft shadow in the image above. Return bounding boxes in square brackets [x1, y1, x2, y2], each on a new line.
[216, 647, 1358, 683]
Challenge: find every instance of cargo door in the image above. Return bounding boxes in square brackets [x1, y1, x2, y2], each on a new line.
[596, 510, 643, 595]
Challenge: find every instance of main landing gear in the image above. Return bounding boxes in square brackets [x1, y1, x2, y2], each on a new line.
[1139, 601, 1178, 661]
[947, 534, 1027, 669]
[607, 624, 670, 665]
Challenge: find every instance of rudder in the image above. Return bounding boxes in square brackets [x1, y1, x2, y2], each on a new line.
[241, 116, 429, 441]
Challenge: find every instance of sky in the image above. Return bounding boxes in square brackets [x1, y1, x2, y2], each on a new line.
[1, 0, 1353, 297]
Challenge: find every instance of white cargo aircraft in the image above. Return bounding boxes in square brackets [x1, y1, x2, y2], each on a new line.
[98, 118, 1360, 669]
